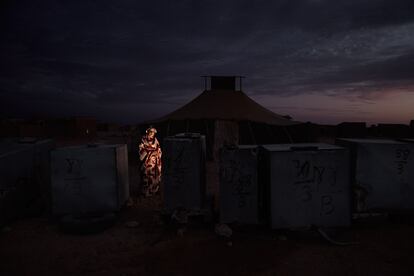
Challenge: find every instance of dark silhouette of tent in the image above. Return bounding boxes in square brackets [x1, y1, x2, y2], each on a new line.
[153, 78, 298, 126]
[142, 76, 311, 159]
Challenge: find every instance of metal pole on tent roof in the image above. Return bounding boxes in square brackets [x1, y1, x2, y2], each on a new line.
[204, 119, 211, 159]
[240, 76, 242, 91]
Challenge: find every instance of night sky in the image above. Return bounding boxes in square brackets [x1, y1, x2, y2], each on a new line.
[1, 0, 414, 125]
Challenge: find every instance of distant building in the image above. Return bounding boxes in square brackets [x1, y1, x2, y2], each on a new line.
[70, 117, 97, 138]
[336, 122, 367, 138]
[97, 123, 120, 132]
[0, 118, 21, 137]
[19, 121, 46, 138]
[376, 123, 410, 138]
[1, 117, 97, 140]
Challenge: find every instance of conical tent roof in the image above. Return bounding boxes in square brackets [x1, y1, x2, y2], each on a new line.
[152, 76, 300, 126]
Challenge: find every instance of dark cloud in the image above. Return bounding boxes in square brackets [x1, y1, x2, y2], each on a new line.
[1, 0, 414, 123]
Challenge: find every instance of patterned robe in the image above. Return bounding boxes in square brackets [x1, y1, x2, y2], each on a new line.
[139, 135, 162, 196]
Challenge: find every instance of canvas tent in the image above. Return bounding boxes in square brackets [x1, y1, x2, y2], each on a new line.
[142, 76, 310, 159]
[140, 76, 312, 208]
[153, 77, 297, 126]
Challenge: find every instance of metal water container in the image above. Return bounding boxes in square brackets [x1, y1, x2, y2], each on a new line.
[0, 138, 54, 226]
[337, 138, 414, 212]
[262, 143, 351, 229]
[51, 144, 129, 215]
[219, 145, 261, 224]
[162, 133, 206, 212]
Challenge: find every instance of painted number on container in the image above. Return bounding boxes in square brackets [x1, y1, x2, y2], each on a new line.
[222, 160, 253, 208]
[395, 148, 410, 175]
[292, 159, 338, 217]
[320, 195, 335, 215]
[64, 158, 86, 195]
[167, 145, 189, 190]
[292, 160, 326, 202]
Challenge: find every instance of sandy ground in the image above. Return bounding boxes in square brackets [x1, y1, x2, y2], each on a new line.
[1, 197, 414, 276]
